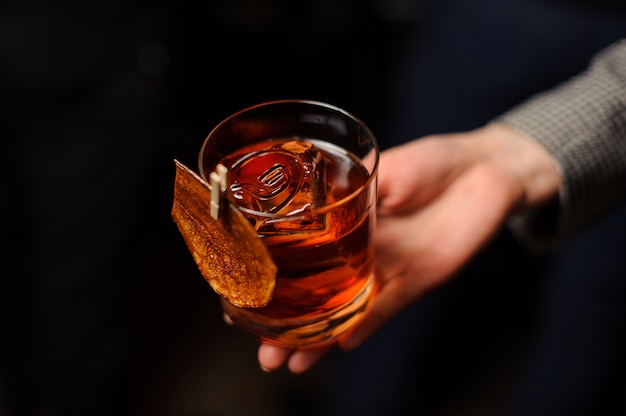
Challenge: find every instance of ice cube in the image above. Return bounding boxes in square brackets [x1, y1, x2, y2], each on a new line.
[226, 139, 327, 233]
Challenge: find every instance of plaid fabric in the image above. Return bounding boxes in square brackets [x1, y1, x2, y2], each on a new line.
[500, 40, 626, 249]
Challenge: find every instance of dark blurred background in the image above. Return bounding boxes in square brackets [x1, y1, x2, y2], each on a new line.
[165, 0, 415, 163]
[2, 0, 626, 415]
[0, 1, 415, 415]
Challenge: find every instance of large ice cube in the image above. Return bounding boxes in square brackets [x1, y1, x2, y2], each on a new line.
[226, 139, 327, 233]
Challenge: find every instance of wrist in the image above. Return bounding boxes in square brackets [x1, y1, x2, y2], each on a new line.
[463, 123, 562, 213]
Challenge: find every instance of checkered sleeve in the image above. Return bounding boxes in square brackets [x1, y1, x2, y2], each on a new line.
[496, 40, 626, 250]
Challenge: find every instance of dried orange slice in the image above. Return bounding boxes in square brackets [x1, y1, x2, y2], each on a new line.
[171, 160, 277, 308]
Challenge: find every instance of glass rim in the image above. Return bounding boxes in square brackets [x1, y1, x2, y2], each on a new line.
[198, 99, 379, 219]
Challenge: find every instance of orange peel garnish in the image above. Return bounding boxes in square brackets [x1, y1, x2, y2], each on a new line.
[171, 160, 277, 308]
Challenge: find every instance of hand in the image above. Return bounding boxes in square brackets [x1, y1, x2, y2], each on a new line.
[257, 123, 561, 373]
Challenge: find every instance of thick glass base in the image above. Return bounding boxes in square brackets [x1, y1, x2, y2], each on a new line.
[221, 274, 375, 347]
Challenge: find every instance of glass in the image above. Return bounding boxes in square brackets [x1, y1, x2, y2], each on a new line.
[199, 100, 378, 347]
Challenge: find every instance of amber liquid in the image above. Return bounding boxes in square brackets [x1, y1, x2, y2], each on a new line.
[216, 138, 375, 346]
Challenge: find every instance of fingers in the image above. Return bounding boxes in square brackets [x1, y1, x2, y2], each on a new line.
[223, 312, 234, 326]
[258, 344, 294, 372]
[285, 344, 335, 374]
[258, 343, 335, 374]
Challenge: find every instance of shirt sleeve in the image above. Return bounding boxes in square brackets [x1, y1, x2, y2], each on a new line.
[495, 39, 626, 250]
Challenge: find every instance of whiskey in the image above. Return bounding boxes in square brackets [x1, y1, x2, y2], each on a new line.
[214, 137, 376, 346]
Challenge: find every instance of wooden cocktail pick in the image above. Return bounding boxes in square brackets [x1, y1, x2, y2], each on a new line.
[171, 160, 277, 308]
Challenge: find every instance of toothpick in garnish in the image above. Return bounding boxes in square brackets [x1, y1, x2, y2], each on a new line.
[210, 172, 221, 220]
[209, 163, 229, 220]
[216, 163, 228, 192]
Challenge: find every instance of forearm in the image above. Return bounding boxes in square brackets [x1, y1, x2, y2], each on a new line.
[496, 40, 626, 249]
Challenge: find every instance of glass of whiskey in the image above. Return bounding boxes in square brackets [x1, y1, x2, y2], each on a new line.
[199, 100, 378, 347]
